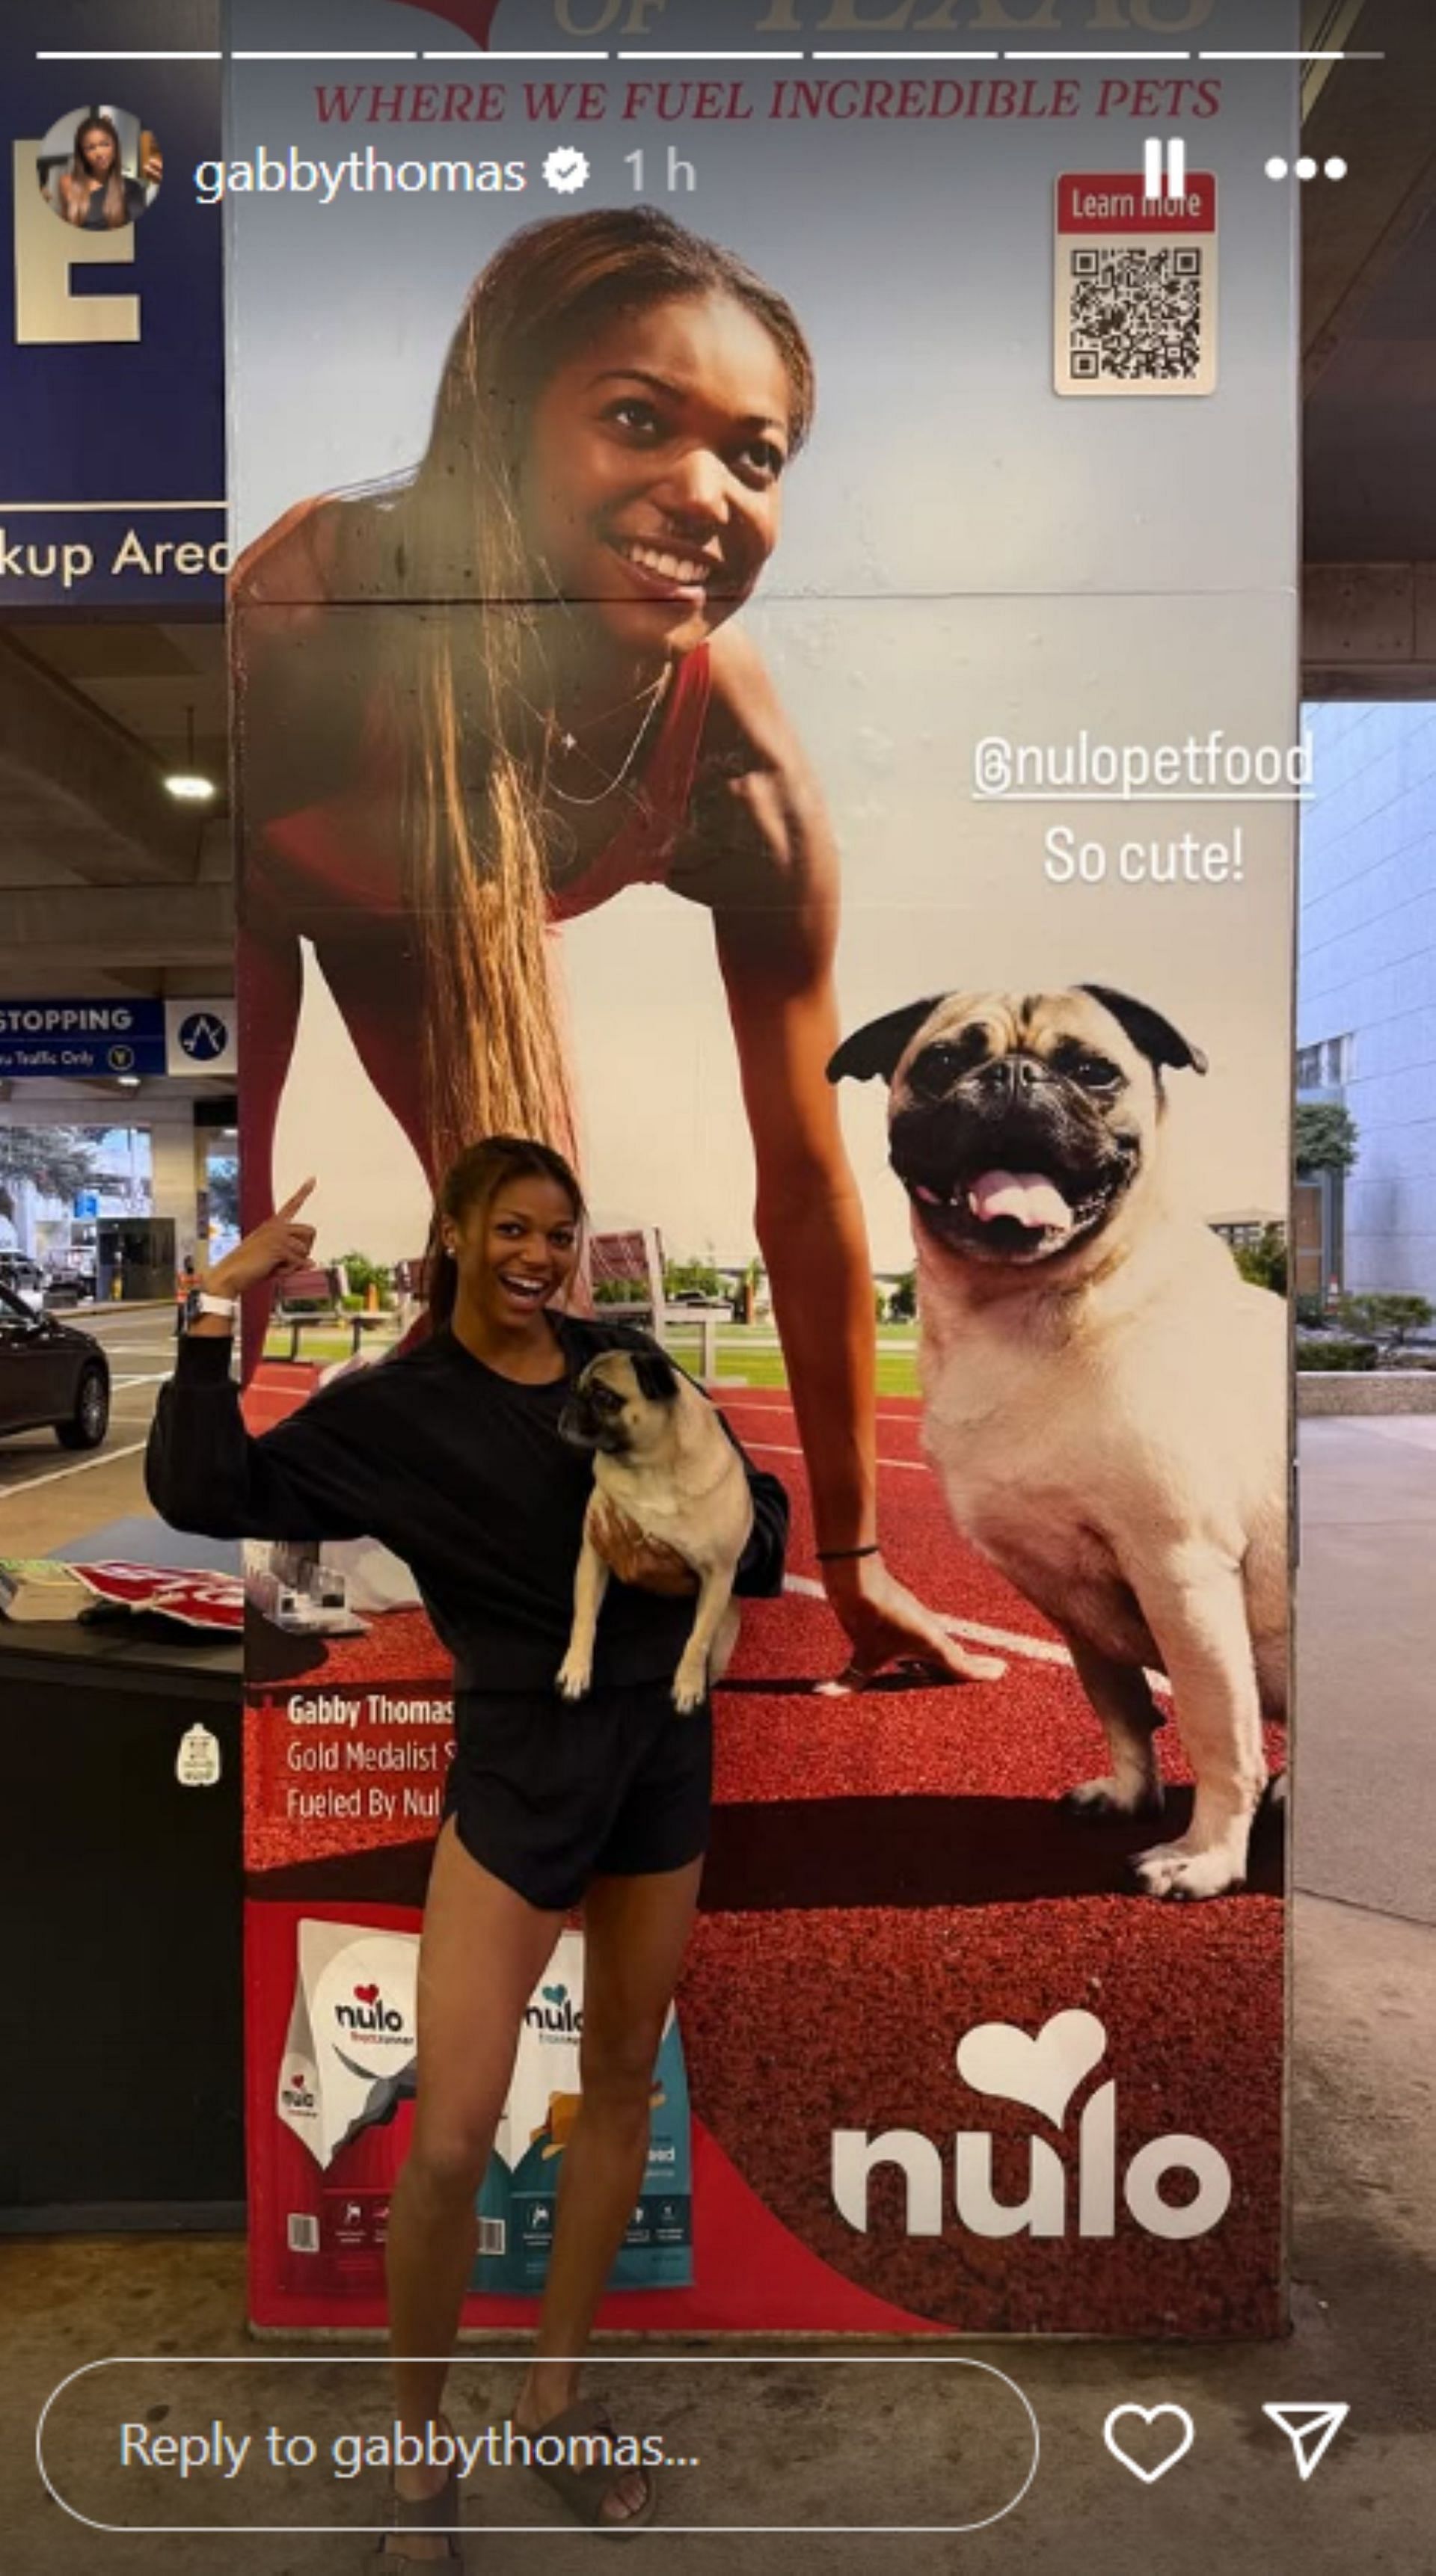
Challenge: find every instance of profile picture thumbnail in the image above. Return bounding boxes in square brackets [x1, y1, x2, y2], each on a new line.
[37, 105, 162, 231]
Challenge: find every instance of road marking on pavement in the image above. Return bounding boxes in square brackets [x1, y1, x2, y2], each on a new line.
[110, 1372, 169, 1389]
[0, 1440, 147, 1498]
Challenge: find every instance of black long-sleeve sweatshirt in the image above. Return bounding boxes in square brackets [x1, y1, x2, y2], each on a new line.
[146, 1316, 788, 1694]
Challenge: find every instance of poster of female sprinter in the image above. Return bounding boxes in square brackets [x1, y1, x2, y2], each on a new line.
[212, 0, 1298, 2343]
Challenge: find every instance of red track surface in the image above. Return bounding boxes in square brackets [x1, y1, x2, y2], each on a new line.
[245, 1362, 1286, 2336]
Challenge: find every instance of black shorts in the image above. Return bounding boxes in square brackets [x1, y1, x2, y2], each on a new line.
[442, 1677, 712, 1913]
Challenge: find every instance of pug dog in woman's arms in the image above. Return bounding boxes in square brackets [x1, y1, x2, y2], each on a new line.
[557, 1348, 755, 1714]
[829, 983, 1287, 1901]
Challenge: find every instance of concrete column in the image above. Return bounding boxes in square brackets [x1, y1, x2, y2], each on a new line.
[148, 1101, 202, 1270]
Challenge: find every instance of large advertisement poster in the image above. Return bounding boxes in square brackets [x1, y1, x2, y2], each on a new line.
[230, 0, 1295, 2336]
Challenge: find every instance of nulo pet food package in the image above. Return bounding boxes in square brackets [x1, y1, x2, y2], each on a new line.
[274, 1919, 690, 2298]
[473, 1928, 693, 2295]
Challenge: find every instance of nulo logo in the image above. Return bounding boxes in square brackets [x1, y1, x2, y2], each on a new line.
[335, 1981, 404, 2035]
[832, 2011, 1232, 2242]
[525, 1981, 584, 2039]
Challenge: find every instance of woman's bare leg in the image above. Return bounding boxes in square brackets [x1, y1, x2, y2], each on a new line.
[382, 1820, 564, 2559]
[515, 1856, 702, 2523]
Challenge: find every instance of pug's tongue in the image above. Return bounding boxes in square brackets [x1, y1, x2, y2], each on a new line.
[968, 1169, 1074, 1235]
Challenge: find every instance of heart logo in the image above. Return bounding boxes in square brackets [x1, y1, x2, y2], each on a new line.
[391, 0, 502, 46]
[954, 2008, 1105, 2127]
[1102, 2406, 1195, 2484]
[353, 1984, 379, 2005]
[541, 1985, 565, 2005]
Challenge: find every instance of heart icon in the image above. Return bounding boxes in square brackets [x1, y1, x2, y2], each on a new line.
[354, 1984, 379, 2005]
[954, 2008, 1105, 2127]
[1103, 2406, 1195, 2484]
[541, 1985, 565, 2005]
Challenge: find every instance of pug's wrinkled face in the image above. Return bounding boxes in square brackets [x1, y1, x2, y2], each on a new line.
[826, 983, 1209, 1272]
[887, 993, 1172, 1267]
[559, 1348, 681, 1454]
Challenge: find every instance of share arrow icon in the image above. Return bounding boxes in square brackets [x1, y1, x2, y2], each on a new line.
[1262, 2403, 1350, 2480]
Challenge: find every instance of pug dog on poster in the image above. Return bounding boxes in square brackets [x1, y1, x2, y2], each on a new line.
[829, 983, 1287, 1902]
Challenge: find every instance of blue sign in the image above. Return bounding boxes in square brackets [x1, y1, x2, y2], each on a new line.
[0, 4, 224, 610]
[0, 999, 167, 1079]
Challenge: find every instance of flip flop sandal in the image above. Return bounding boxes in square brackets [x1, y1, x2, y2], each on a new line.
[524, 2397, 659, 2534]
[369, 2462, 465, 2569]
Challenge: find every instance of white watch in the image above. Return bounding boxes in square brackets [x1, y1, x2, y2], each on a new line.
[188, 1289, 239, 1323]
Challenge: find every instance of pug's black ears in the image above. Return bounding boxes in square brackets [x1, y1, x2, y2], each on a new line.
[633, 1349, 681, 1404]
[827, 997, 946, 1086]
[1078, 986, 1209, 1077]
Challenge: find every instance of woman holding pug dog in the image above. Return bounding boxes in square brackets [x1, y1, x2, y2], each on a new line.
[235, 203, 997, 1694]
[148, 1134, 788, 2554]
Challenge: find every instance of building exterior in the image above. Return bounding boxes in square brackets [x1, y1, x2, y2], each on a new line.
[1298, 701, 1436, 1299]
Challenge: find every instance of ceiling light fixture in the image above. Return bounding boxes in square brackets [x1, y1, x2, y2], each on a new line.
[164, 701, 217, 803]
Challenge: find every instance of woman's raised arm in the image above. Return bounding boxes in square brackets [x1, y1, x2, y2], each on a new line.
[683, 632, 1003, 1684]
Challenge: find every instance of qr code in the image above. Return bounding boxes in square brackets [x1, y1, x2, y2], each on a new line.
[476, 2216, 506, 2257]
[286, 2213, 319, 2254]
[1067, 245, 1203, 383]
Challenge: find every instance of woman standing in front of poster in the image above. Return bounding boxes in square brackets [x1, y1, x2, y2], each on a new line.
[234, 206, 999, 1692]
[149, 1136, 790, 2551]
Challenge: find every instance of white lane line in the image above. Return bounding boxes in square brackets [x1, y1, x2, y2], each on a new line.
[745, 1439, 926, 1474]
[783, 1573, 1171, 1694]
[0, 1442, 147, 1498]
[785, 1572, 1067, 1665]
[725, 1403, 921, 1432]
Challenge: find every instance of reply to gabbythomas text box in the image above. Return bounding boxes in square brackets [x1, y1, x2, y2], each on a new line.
[39, 2356, 1038, 2534]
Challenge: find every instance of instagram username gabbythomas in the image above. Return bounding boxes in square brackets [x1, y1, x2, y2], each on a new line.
[194, 147, 529, 203]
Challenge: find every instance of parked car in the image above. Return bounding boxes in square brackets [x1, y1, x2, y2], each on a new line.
[43, 1264, 96, 1308]
[0, 1281, 110, 1449]
[0, 1255, 48, 1316]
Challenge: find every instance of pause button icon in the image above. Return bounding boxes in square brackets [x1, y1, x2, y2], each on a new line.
[1143, 136, 1187, 201]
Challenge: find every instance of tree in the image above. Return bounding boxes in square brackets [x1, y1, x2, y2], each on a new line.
[1337, 1292, 1435, 1356]
[340, 1251, 393, 1303]
[663, 1255, 723, 1300]
[1295, 1102, 1358, 1177]
[205, 1155, 240, 1230]
[0, 1126, 100, 1226]
[1233, 1224, 1287, 1295]
[889, 1269, 917, 1322]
